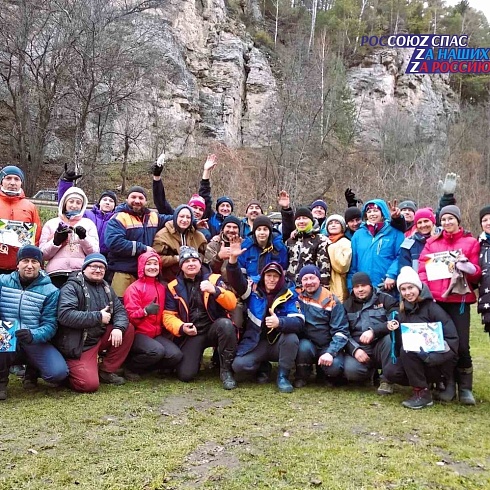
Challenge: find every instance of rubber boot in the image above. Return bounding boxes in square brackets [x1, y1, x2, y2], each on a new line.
[457, 367, 476, 406]
[219, 350, 237, 390]
[433, 374, 456, 402]
[293, 364, 310, 388]
[277, 368, 293, 393]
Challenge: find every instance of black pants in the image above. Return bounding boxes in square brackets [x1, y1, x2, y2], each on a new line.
[438, 302, 471, 369]
[176, 318, 236, 382]
[125, 334, 183, 373]
[400, 350, 457, 389]
[232, 333, 299, 375]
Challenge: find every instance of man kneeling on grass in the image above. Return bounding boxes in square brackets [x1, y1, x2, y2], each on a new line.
[56, 253, 134, 392]
[163, 246, 238, 390]
[227, 237, 304, 393]
[294, 265, 350, 388]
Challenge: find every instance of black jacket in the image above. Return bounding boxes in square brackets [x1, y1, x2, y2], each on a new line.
[55, 272, 128, 359]
[478, 232, 490, 325]
[397, 285, 459, 366]
[343, 288, 398, 356]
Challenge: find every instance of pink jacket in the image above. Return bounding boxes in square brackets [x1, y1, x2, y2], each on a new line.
[418, 228, 481, 304]
[39, 187, 99, 275]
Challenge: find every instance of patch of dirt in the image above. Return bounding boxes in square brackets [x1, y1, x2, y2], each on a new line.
[169, 438, 250, 488]
[432, 447, 487, 476]
[158, 394, 232, 417]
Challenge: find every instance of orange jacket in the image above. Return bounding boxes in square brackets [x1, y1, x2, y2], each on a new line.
[0, 190, 42, 271]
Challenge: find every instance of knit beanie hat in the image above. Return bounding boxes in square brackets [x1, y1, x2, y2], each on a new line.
[399, 200, 417, 213]
[252, 215, 273, 234]
[216, 196, 234, 212]
[0, 165, 24, 183]
[82, 253, 108, 271]
[440, 205, 461, 224]
[127, 185, 147, 199]
[245, 199, 263, 213]
[222, 215, 242, 229]
[179, 246, 201, 267]
[479, 205, 490, 223]
[98, 190, 117, 205]
[294, 207, 314, 222]
[397, 266, 423, 291]
[414, 207, 436, 225]
[344, 207, 361, 222]
[17, 245, 43, 264]
[326, 214, 346, 232]
[188, 194, 205, 210]
[310, 199, 328, 212]
[298, 264, 321, 281]
[351, 272, 372, 287]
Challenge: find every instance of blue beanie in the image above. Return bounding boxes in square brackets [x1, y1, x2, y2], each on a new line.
[298, 264, 321, 281]
[1, 165, 24, 183]
[216, 196, 234, 212]
[17, 245, 43, 264]
[310, 199, 328, 212]
[82, 253, 108, 271]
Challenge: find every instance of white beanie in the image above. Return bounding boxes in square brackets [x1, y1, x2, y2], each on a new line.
[326, 214, 346, 232]
[397, 266, 423, 291]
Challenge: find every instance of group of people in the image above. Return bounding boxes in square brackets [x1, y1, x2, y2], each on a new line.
[0, 158, 488, 411]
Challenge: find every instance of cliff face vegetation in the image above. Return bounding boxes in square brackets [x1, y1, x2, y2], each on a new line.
[0, 0, 489, 230]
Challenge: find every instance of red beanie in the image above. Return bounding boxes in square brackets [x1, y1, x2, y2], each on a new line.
[414, 207, 436, 225]
[188, 194, 205, 210]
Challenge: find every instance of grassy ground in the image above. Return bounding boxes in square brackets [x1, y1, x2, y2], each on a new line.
[1, 316, 489, 490]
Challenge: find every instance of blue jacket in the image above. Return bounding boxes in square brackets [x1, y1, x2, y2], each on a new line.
[0, 271, 59, 343]
[399, 232, 427, 271]
[348, 199, 405, 289]
[227, 262, 304, 356]
[104, 204, 172, 275]
[238, 231, 289, 283]
[296, 286, 350, 356]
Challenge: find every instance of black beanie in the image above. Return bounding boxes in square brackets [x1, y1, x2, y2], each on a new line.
[252, 215, 273, 234]
[127, 186, 147, 199]
[351, 272, 372, 287]
[294, 207, 314, 222]
[479, 205, 490, 223]
[99, 190, 117, 205]
[17, 245, 43, 265]
[222, 215, 242, 229]
[344, 207, 362, 222]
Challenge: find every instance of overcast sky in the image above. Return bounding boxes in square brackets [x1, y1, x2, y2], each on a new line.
[446, 0, 490, 25]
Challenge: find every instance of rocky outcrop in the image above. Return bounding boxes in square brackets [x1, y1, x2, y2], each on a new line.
[347, 48, 459, 144]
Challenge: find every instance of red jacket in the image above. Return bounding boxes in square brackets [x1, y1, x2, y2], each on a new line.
[123, 251, 166, 338]
[0, 190, 42, 271]
[418, 228, 481, 304]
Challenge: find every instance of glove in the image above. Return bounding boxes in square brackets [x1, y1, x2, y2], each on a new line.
[345, 188, 362, 207]
[61, 163, 82, 182]
[15, 329, 33, 344]
[152, 152, 165, 176]
[53, 222, 70, 246]
[440, 172, 459, 195]
[144, 298, 160, 316]
[74, 226, 86, 240]
[456, 260, 476, 275]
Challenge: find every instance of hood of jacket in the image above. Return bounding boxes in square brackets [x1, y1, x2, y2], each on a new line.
[59, 186, 88, 222]
[361, 199, 391, 223]
[137, 250, 162, 279]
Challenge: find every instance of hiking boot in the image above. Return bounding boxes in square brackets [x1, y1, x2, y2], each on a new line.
[220, 370, 237, 390]
[277, 368, 293, 393]
[123, 369, 141, 382]
[294, 365, 310, 389]
[22, 366, 39, 390]
[377, 381, 394, 395]
[10, 365, 25, 377]
[99, 370, 126, 385]
[402, 388, 433, 409]
[433, 376, 456, 402]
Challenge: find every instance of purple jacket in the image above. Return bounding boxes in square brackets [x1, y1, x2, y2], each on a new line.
[84, 204, 115, 255]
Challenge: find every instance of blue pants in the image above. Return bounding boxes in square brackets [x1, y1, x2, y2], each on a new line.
[0, 343, 68, 385]
[296, 338, 344, 378]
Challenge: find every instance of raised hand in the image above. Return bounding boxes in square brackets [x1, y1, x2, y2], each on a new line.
[387, 199, 401, 219]
[203, 154, 218, 172]
[440, 172, 459, 195]
[277, 190, 290, 208]
[228, 235, 246, 263]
